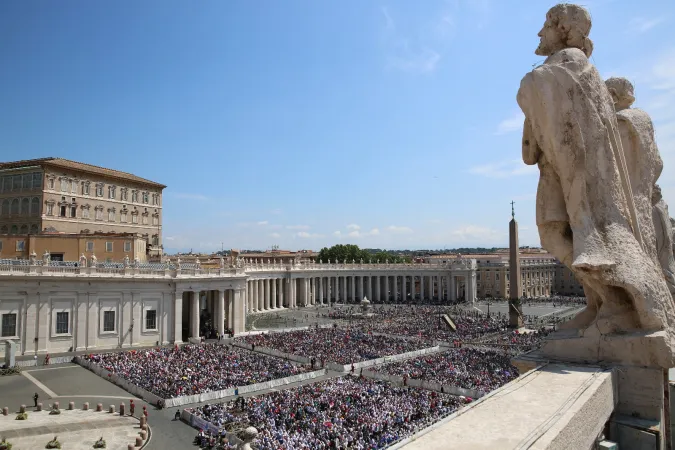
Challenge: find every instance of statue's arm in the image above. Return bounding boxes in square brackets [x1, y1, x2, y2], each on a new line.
[522, 117, 541, 165]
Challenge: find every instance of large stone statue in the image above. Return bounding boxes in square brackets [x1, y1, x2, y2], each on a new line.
[653, 185, 675, 294]
[517, 4, 675, 362]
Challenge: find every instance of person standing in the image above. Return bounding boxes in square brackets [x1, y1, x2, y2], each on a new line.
[33, 392, 39, 408]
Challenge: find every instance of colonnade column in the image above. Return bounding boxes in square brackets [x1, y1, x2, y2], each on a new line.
[190, 291, 200, 338]
[402, 276, 407, 302]
[450, 275, 457, 301]
[334, 276, 339, 303]
[342, 276, 347, 302]
[271, 278, 277, 309]
[373, 276, 379, 302]
[428, 276, 433, 300]
[279, 278, 284, 308]
[358, 276, 363, 300]
[382, 276, 388, 302]
[262, 279, 268, 310]
[217, 290, 225, 336]
[317, 277, 323, 305]
[173, 290, 183, 343]
[419, 275, 424, 300]
[350, 276, 355, 302]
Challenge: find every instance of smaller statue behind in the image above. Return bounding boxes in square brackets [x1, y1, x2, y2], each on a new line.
[652, 185, 675, 295]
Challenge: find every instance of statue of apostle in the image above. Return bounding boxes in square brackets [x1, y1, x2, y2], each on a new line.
[517, 4, 675, 336]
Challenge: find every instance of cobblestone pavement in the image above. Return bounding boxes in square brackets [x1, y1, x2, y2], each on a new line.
[0, 408, 143, 450]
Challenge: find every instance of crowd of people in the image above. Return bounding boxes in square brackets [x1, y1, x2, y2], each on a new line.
[325, 305, 509, 344]
[373, 348, 518, 393]
[83, 344, 308, 399]
[236, 328, 427, 365]
[190, 377, 465, 449]
[474, 327, 552, 353]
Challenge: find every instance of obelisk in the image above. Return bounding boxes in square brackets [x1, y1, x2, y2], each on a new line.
[509, 201, 524, 328]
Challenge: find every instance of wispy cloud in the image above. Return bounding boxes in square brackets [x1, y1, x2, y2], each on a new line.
[172, 193, 208, 201]
[380, 6, 445, 74]
[269, 232, 281, 238]
[450, 225, 504, 242]
[468, 159, 537, 179]
[627, 17, 665, 34]
[296, 231, 323, 239]
[495, 111, 524, 135]
[286, 225, 310, 230]
[270, 208, 283, 215]
[257, 220, 269, 226]
[387, 225, 413, 234]
[346, 224, 360, 230]
[335, 227, 380, 238]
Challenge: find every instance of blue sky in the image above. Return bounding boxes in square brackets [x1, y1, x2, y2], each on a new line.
[1, 0, 674, 252]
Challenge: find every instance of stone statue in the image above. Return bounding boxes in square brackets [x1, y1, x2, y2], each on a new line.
[360, 258, 363, 264]
[42, 250, 50, 265]
[237, 426, 258, 450]
[78, 253, 87, 268]
[652, 185, 675, 294]
[123, 255, 130, 268]
[517, 3, 675, 345]
[133, 256, 140, 268]
[672, 217, 675, 259]
[219, 256, 225, 269]
[30, 251, 37, 265]
[195, 258, 201, 269]
[607, 76, 662, 265]
[90, 254, 97, 267]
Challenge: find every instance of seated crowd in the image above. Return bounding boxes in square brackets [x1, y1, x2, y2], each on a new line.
[190, 377, 464, 450]
[373, 348, 518, 393]
[236, 328, 427, 365]
[475, 327, 552, 353]
[327, 305, 508, 343]
[83, 344, 307, 399]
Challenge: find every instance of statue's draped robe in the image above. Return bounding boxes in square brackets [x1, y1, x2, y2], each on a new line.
[617, 107, 663, 266]
[654, 200, 675, 294]
[517, 48, 674, 331]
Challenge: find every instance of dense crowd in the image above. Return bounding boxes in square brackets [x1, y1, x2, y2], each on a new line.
[373, 348, 518, 393]
[83, 344, 307, 399]
[190, 377, 464, 449]
[474, 328, 552, 353]
[326, 305, 508, 343]
[236, 328, 428, 365]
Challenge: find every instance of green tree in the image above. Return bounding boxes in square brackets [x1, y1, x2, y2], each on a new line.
[317, 244, 410, 263]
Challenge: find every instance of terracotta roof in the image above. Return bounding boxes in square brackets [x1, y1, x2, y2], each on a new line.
[0, 157, 166, 188]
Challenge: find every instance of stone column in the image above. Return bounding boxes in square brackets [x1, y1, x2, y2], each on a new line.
[341, 276, 347, 303]
[310, 278, 315, 305]
[271, 278, 277, 309]
[383, 275, 389, 302]
[232, 289, 245, 334]
[358, 276, 363, 300]
[428, 276, 433, 300]
[250, 281, 256, 312]
[264, 279, 270, 310]
[367, 276, 373, 300]
[420, 275, 425, 300]
[350, 276, 355, 302]
[258, 279, 264, 311]
[279, 278, 284, 308]
[450, 275, 456, 301]
[216, 290, 225, 336]
[173, 290, 183, 344]
[402, 276, 407, 302]
[373, 276, 380, 302]
[290, 278, 296, 308]
[318, 277, 323, 305]
[190, 291, 200, 338]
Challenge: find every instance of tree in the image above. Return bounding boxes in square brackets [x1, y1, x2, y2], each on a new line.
[316, 244, 410, 263]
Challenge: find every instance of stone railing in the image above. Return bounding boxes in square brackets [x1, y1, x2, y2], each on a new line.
[0, 262, 245, 279]
[244, 259, 477, 272]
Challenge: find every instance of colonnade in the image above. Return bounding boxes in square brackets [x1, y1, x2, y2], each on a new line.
[179, 288, 244, 341]
[244, 272, 476, 313]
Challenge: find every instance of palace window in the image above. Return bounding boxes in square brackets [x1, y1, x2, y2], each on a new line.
[108, 209, 115, 222]
[108, 186, 116, 199]
[152, 234, 159, 245]
[124, 241, 131, 252]
[82, 182, 90, 196]
[142, 192, 149, 204]
[103, 311, 115, 332]
[105, 242, 113, 252]
[46, 202, 54, 216]
[10, 225, 18, 235]
[142, 213, 148, 225]
[1, 313, 17, 337]
[60, 205, 67, 217]
[71, 180, 78, 194]
[131, 212, 138, 224]
[95, 183, 104, 197]
[82, 207, 89, 219]
[120, 210, 127, 222]
[22, 174, 32, 190]
[55, 312, 69, 334]
[152, 215, 159, 226]
[131, 190, 138, 203]
[121, 188, 128, 201]
[21, 198, 29, 215]
[71, 206, 77, 218]
[1, 199, 8, 216]
[145, 310, 157, 330]
[31, 197, 40, 216]
[95, 207, 103, 221]
[86, 241, 94, 252]
[10, 199, 19, 215]
[60, 178, 68, 192]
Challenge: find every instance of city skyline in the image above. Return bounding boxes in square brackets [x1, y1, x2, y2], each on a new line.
[1, 0, 673, 252]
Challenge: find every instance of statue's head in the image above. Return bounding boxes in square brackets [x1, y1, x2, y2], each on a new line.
[652, 184, 663, 205]
[536, 4, 593, 57]
[606, 77, 635, 111]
